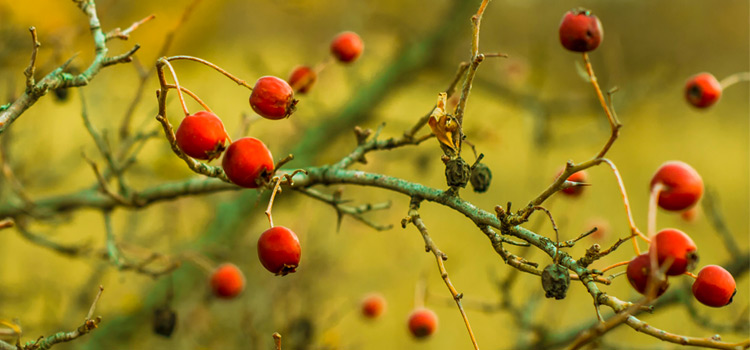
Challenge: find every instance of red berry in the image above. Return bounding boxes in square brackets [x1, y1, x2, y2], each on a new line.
[330, 31, 364, 63]
[557, 168, 588, 196]
[288, 65, 317, 94]
[210, 263, 245, 299]
[685, 73, 722, 109]
[626, 254, 669, 297]
[649, 228, 698, 276]
[361, 293, 387, 319]
[650, 161, 703, 211]
[257, 226, 301, 276]
[559, 8, 603, 52]
[249, 76, 297, 120]
[585, 217, 610, 241]
[692, 265, 736, 307]
[175, 111, 229, 161]
[407, 308, 438, 339]
[222, 137, 274, 188]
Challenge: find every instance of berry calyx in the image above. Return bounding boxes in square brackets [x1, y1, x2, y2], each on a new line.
[692, 265, 736, 307]
[685, 73, 722, 109]
[257, 226, 301, 276]
[557, 169, 588, 196]
[210, 263, 245, 299]
[407, 308, 438, 339]
[649, 228, 698, 276]
[175, 111, 230, 161]
[249, 76, 298, 120]
[330, 31, 364, 63]
[626, 254, 669, 297]
[222, 137, 274, 188]
[288, 65, 317, 94]
[361, 293, 387, 319]
[559, 8, 603, 53]
[650, 161, 704, 211]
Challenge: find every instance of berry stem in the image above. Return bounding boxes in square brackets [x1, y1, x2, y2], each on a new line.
[684, 271, 698, 279]
[599, 260, 629, 273]
[719, 71, 750, 89]
[582, 53, 622, 159]
[161, 60, 190, 116]
[314, 55, 332, 75]
[166, 55, 254, 90]
[414, 277, 426, 309]
[164, 84, 212, 113]
[600, 159, 649, 250]
[648, 182, 664, 239]
[182, 251, 215, 274]
[265, 176, 284, 228]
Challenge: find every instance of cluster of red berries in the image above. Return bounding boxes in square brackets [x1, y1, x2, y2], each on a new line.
[626, 161, 736, 307]
[287, 31, 364, 94]
[208, 228, 301, 299]
[359, 293, 438, 339]
[558, 10, 738, 308]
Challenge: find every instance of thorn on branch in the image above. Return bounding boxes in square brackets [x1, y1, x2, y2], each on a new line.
[105, 14, 156, 41]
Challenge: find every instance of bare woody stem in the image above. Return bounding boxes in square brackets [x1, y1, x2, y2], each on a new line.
[582, 53, 622, 159]
[403, 198, 480, 350]
[454, 0, 492, 151]
[0, 0, 141, 135]
[24, 27, 40, 89]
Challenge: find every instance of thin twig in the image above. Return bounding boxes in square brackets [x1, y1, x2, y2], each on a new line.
[403, 198, 480, 350]
[582, 53, 621, 159]
[23, 27, 41, 89]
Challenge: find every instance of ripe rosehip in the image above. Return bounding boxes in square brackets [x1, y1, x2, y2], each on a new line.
[258, 226, 301, 276]
[175, 111, 230, 161]
[559, 8, 603, 52]
[650, 161, 703, 211]
[685, 73, 722, 109]
[361, 293, 387, 319]
[210, 263, 245, 299]
[649, 228, 698, 276]
[249, 76, 297, 120]
[692, 265, 736, 307]
[330, 31, 364, 63]
[287, 65, 317, 94]
[222, 137, 274, 188]
[408, 308, 438, 339]
[626, 254, 670, 297]
[557, 168, 588, 196]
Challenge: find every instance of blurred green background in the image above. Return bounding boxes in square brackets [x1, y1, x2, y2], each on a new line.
[0, 0, 747, 349]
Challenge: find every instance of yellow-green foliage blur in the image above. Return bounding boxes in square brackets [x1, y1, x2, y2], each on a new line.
[0, 0, 747, 349]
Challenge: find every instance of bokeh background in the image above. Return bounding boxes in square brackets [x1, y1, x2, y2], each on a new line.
[0, 0, 747, 349]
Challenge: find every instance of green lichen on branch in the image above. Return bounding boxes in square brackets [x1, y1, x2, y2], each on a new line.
[0, 0, 142, 135]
